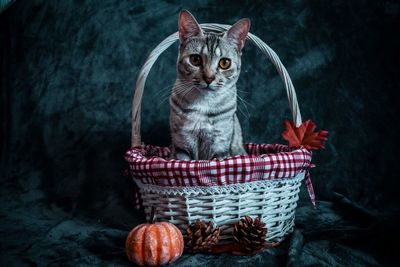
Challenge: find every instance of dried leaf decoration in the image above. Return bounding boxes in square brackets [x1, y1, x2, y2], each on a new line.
[282, 119, 328, 150]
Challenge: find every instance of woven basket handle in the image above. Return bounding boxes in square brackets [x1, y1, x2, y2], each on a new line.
[131, 23, 302, 146]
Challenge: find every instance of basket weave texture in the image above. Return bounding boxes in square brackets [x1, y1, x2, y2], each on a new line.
[127, 23, 313, 242]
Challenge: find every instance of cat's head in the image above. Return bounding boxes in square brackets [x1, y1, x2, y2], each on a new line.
[176, 10, 250, 91]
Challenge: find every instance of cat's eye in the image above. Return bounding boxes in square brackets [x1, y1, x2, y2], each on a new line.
[189, 54, 202, 66]
[218, 58, 231, 69]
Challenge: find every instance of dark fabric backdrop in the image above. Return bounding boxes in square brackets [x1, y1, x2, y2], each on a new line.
[1, 0, 399, 266]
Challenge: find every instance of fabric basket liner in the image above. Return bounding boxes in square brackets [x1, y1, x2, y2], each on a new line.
[125, 143, 312, 188]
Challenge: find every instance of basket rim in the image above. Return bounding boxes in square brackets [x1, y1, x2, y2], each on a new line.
[125, 143, 310, 162]
[125, 143, 312, 188]
[134, 172, 305, 196]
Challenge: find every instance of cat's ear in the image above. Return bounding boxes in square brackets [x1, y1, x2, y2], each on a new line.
[225, 18, 251, 52]
[178, 10, 203, 43]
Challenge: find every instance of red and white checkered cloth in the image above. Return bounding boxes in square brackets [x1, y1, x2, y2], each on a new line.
[125, 143, 316, 206]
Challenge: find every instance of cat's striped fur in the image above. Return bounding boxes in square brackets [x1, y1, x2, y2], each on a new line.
[170, 10, 250, 160]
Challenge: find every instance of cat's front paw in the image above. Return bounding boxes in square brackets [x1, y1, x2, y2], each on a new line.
[171, 147, 192, 160]
[211, 152, 230, 160]
[175, 152, 191, 160]
[230, 145, 248, 156]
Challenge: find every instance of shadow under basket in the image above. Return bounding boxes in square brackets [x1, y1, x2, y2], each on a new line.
[126, 23, 314, 243]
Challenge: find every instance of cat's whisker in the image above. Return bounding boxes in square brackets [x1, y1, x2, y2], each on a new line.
[236, 89, 249, 94]
[237, 104, 250, 121]
[157, 81, 194, 107]
[173, 84, 194, 95]
[234, 92, 251, 120]
[222, 89, 251, 120]
[237, 101, 251, 120]
[155, 79, 191, 95]
[157, 80, 184, 94]
[237, 94, 254, 108]
[177, 86, 195, 103]
[231, 87, 254, 108]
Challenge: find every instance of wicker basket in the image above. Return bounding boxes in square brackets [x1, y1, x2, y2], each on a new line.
[126, 24, 311, 242]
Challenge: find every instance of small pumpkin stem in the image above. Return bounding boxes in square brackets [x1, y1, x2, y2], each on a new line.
[149, 207, 156, 224]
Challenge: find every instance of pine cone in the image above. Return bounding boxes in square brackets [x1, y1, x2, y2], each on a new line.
[233, 216, 268, 254]
[185, 220, 221, 253]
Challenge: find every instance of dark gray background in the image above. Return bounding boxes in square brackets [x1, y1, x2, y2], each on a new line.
[1, 0, 399, 266]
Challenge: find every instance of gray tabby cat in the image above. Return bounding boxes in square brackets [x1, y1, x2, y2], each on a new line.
[170, 10, 250, 160]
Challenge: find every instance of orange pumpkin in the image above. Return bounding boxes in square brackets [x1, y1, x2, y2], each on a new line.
[125, 209, 184, 266]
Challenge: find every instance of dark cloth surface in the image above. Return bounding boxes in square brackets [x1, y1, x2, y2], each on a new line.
[1, 0, 399, 266]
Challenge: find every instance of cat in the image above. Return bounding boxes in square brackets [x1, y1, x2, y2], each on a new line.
[170, 10, 250, 160]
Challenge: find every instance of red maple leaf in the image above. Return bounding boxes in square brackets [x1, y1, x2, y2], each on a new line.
[282, 119, 328, 150]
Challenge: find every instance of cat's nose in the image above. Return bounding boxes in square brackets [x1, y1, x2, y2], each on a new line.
[203, 75, 215, 84]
